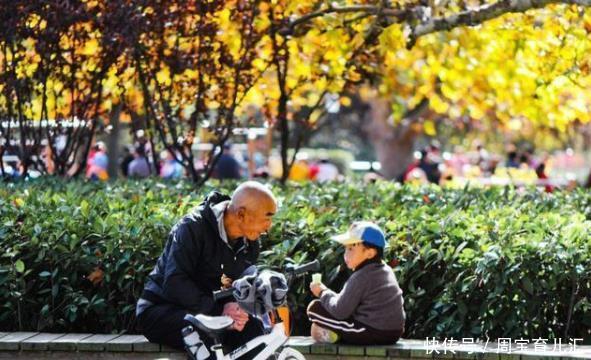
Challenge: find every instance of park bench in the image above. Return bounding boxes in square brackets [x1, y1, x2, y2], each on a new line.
[0, 332, 589, 359]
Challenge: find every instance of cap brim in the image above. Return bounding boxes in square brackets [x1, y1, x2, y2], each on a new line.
[331, 232, 363, 246]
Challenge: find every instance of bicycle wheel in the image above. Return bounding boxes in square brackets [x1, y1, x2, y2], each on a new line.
[276, 347, 306, 360]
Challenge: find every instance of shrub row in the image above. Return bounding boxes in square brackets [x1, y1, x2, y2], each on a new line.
[1, 179, 590, 343]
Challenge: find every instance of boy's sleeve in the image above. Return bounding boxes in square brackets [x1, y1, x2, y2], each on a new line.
[319, 275, 365, 320]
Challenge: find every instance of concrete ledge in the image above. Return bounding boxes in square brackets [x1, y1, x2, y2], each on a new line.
[0, 333, 589, 359]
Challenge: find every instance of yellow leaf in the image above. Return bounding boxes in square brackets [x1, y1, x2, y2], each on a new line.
[254, 16, 271, 32]
[347, 68, 361, 82]
[31, 97, 42, 119]
[218, 8, 231, 24]
[441, 83, 461, 102]
[314, 78, 327, 91]
[25, 63, 38, 77]
[22, 37, 35, 49]
[53, 81, 64, 93]
[46, 93, 55, 112]
[379, 24, 406, 51]
[423, 120, 437, 136]
[294, 61, 311, 78]
[286, 77, 298, 89]
[156, 66, 171, 86]
[430, 95, 449, 114]
[183, 69, 199, 80]
[252, 58, 267, 72]
[340, 96, 351, 107]
[81, 38, 99, 56]
[468, 104, 485, 120]
[306, 93, 320, 107]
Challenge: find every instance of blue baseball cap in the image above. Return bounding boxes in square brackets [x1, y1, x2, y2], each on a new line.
[331, 221, 386, 249]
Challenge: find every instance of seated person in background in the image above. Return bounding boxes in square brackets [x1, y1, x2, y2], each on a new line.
[307, 221, 405, 345]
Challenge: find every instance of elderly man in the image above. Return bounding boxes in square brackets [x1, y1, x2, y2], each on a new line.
[136, 181, 277, 358]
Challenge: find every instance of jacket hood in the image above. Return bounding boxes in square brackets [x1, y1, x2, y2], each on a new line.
[198, 191, 231, 230]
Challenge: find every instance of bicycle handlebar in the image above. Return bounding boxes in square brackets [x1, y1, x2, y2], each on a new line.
[211, 259, 321, 301]
[212, 288, 235, 302]
[285, 259, 320, 276]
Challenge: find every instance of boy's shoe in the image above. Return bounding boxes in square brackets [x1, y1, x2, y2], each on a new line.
[311, 325, 339, 343]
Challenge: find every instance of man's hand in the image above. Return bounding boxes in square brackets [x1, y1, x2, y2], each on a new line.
[222, 302, 249, 331]
[310, 282, 327, 298]
[220, 274, 233, 289]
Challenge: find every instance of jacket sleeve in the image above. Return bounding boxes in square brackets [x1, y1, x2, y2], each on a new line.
[161, 223, 221, 315]
[319, 274, 365, 320]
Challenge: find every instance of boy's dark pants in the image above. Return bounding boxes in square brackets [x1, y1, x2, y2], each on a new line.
[307, 300, 403, 345]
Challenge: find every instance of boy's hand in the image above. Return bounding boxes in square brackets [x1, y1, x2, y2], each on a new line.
[310, 282, 327, 297]
[223, 302, 249, 331]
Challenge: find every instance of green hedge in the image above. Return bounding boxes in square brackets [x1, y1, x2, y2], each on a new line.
[1, 179, 590, 343]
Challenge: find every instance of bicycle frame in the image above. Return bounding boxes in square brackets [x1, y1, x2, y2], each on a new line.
[199, 260, 319, 360]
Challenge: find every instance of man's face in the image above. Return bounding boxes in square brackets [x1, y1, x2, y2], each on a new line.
[239, 199, 277, 241]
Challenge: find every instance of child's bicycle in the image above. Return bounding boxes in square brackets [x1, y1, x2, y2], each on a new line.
[183, 260, 320, 360]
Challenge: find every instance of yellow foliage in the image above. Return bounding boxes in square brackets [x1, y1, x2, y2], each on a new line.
[379, 24, 407, 52]
[156, 66, 171, 86]
[183, 69, 199, 80]
[3, 0, 590, 139]
[423, 120, 437, 136]
[81, 38, 100, 56]
[373, 5, 591, 131]
[252, 58, 267, 72]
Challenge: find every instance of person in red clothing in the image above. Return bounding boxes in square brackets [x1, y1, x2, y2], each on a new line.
[535, 162, 553, 193]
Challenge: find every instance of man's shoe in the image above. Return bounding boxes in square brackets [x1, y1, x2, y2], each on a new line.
[182, 325, 211, 360]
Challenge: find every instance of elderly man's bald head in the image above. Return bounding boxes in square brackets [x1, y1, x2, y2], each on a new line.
[224, 181, 277, 241]
[229, 181, 277, 213]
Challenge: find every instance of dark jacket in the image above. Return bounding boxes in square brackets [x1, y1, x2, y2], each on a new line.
[139, 191, 260, 316]
[213, 153, 242, 179]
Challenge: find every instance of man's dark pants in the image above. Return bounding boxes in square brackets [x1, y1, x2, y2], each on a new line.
[137, 303, 264, 358]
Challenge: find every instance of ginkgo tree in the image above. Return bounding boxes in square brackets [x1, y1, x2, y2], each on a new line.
[360, 5, 591, 179]
[239, 0, 591, 181]
[242, 0, 372, 182]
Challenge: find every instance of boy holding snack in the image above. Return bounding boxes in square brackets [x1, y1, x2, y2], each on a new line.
[307, 221, 405, 345]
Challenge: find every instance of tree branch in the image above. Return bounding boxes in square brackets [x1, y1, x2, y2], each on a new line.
[284, 0, 591, 48]
[406, 0, 591, 47]
[280, 5, 407, 35]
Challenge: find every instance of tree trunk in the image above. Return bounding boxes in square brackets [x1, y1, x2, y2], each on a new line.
[107, 105, 121, 179]
[363, 97, 429, 180]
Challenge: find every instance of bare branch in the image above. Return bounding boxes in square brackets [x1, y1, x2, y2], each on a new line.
[281, 5, 406, 35]
[285, 0, 591, 48]
[403, 0, 591, 47]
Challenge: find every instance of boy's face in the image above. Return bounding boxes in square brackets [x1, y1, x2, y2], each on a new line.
[343, 243, 376, 270]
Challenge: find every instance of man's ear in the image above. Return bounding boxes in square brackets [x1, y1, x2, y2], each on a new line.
[237, 207, 246, 220]
[366, 247, 378, 259]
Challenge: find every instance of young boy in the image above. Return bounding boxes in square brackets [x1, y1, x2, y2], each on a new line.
[307, 221, 405, 345]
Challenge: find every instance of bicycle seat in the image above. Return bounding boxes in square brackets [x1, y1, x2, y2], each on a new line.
[184, 314, 234, 337]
